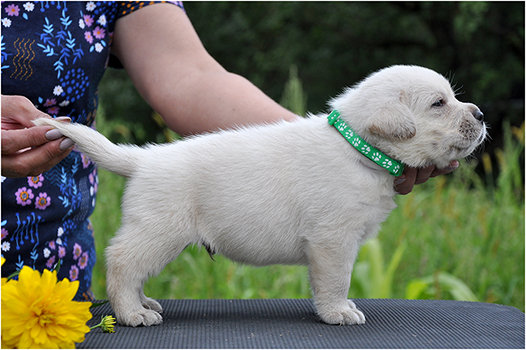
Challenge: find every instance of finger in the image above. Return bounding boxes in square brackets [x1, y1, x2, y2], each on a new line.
[414, 165, 435, 185]
[1, 113, 51, 130]
[1, 95, 51, 129]
[1, 139, 73, 178]
[1, 126, 56, 155]
[394, 166, 417, 195]
[430, 160, 459, 177]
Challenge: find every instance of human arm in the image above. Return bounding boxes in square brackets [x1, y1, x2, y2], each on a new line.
[111, 4, 299, 136]
[1, 95, 73, 178]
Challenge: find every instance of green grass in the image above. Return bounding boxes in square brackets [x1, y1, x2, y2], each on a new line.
[90, 119, 524, 312]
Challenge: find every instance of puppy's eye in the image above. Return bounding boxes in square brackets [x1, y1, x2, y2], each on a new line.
[432, 99, 445, 107]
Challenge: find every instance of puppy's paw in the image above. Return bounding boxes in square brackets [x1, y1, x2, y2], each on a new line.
[346, 299, 366, 324]
[142, 297, 163, 314]
[118, 308, 163, 327]
[318, 300, 366, 325]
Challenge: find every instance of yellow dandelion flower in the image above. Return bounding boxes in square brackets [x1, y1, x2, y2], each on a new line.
[91, 315, 116, 333]
[1, 266, 92, 349]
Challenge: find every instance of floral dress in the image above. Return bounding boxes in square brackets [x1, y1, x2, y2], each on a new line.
[1, 1, 184, 301]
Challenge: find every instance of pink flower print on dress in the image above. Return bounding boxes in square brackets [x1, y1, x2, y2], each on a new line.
[46, 255, 56, 269]
[1, 228, 8, 240]
[35, 192, 51, 210]
[83, 14, 94, 27]
[47, 106, 60, 115]
[84, 31, 94, 44]
[15, 187, 34, 206]
[5, 4, 20, 16]
[79, 252, 89, 270]
[93, 26, 105, 39]
[28, 175, 44, 188]
[49, 240, 56, 250]
[43, 98, 57, 107]
[58, 246, 66, 259]
[73, 243, 82, 260]
[81, 154, 91, 169]
[70, 265, 79, 281]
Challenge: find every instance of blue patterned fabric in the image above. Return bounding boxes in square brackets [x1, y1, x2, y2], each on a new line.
[1, 1, 184, 300]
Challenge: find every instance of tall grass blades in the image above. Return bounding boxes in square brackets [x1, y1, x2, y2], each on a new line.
[280, 65, 308, 117]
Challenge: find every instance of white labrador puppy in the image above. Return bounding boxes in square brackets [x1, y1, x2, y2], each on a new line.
[35, 65, 487, 327]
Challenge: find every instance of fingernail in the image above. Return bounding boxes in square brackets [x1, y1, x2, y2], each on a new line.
[45, 129, 63, 141]
[444, 162, 460, 172]
[59, 138, 74, 151]
[55, 116, 72, 123]
[394, 178, 406, 185]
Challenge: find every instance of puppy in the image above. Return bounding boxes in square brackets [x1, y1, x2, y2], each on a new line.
[35, 65, 487, 327]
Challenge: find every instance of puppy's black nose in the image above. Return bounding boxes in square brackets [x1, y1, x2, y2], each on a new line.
[472, 110, 484, 121]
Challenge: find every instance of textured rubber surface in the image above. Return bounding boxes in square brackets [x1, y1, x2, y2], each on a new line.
[80, 299, 524, 349]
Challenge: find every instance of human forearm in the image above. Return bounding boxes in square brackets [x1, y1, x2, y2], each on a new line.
[146, 68, 299, 135]
[112, 4, 298, 136]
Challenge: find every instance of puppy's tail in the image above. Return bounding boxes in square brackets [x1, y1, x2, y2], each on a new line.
[34, 118, 142, 177]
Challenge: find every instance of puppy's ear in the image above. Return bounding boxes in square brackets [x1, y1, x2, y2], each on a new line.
[368, 91, 416, 141]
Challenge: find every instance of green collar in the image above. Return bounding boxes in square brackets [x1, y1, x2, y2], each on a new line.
[327, 110, 404, 176]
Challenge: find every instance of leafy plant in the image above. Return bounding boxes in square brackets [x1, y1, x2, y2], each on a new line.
[406, 272, 478, 302]
[351, 238, 478, 302]
[351, 238, 407, 299]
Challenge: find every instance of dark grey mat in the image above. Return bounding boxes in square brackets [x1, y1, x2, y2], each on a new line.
[80, 299, 524, 349]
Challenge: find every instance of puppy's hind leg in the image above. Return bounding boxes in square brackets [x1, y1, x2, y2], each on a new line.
[106, 224, 187, 327]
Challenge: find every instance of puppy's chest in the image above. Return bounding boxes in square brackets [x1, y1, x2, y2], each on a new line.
[356, 195, 397, 241]
[342, 175, 397, 227]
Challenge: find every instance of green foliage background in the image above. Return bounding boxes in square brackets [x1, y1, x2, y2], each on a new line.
[92, 2, 525, 311]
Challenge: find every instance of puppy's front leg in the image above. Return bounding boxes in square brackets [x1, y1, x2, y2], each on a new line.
[307, 240, 365, 325]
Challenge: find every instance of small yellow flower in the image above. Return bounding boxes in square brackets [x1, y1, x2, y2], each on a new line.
[91, 315, 116, 333]
[1, 266, 92, 349]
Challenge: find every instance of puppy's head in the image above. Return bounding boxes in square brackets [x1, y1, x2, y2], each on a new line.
[330, 65, 487, 169]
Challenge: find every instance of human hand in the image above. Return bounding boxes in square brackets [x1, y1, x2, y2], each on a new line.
[1, 95, 74, 178]
[394, 161, 460, 195]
